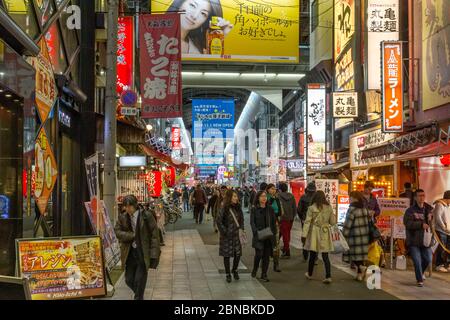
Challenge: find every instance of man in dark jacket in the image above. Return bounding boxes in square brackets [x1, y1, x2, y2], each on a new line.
[297, 182, 316, 261]
[400, 182, 415, 207]
[278, 182, 297, 258]
[404, 189, 433, 287]
[192, 184, 208, 224]
[115, 195, 161, 300]
[362, 181, 381, 219]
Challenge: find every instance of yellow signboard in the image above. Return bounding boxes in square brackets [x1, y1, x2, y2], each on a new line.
[151, 0, 299, 63]
[422, 0, 450, 110]
[334, 0, 355, 61]
[16, 236, 106, 300]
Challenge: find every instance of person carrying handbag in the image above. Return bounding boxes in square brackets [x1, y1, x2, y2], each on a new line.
[250, 191, 277, 282]
[216, 190, 245, 283]
[404, 189, 434, 287]
[302, 191, 336, 284]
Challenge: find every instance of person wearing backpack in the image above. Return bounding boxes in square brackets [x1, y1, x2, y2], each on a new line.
[404, 189, 434, 287]
[216, 189, 245, 283]
[114, 195, 161, 300]
[302, 190, 336, 284]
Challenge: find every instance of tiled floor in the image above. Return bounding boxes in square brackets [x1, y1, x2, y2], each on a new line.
[290, 219, 450, 300]
[108, 229, 274, 300]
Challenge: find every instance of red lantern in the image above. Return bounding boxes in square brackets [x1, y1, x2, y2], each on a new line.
[440, 154, 450, 166]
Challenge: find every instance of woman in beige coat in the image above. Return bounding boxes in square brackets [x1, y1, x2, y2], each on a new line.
[302, 190, 337, 283]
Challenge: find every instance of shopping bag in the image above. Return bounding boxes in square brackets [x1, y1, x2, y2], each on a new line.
[330, 225, 349, 254]
[395, 255, 407, 270]
[367, 241, 383, 266]
[423, 228, 433, 247]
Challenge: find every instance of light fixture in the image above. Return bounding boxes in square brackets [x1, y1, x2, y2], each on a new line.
[240, 73, 276, 77]
[5, 94, 12, 98]
[146, 124, 153, 131]
[205, 72, 240, 77]
[100, 69, 105, 76]
[277, 73, 306, 79]
[140, 166, 145, 170]
[0, 72, 4, 77]
[182, 71, 203, 76]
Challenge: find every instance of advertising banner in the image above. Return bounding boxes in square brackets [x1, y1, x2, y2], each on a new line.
[316, 179, 339, 214]
[334, 46, 354, 91]
[337, 194, 350, 224]
[381, 41, 403, 133]
[286, 122, 294, 154]
[378, 197, 410, 217]
[117, 16, 134, 94]
[84, 153, 99, 200]
[307, 84, 326, 170]
[197, 165, 218, 177]
[367, 0, 399, 90]
[151, 0, 299, 64]
[27, 39, 57, 123]
[16, 236, 106, 300]
[84, 201, 121, 272]
[141, 171, 163, 197]
[34, 127, 58, 215]
[171, 125, 181, 149]
[422, 0, 450, 110]
[334, 0, 355, 61]
[333, 92, 358, 117]
[140, 13, 182, 118]
[192, 99, 235, 141]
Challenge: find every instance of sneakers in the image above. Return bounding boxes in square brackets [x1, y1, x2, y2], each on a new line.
[436, 265, 448, 273]
[304, 272, 312, 280]
[417, 281, 424, 287]
[323, 278, 332, 284]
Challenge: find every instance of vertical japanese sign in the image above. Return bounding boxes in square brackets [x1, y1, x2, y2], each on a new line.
[27, 39, 57, 123]
[333, 92, 358, 117]
[286, 122, 294, 154]
[16, 237, 106, 300]
[381, 41, 403, 133]
[337, 195, 350, 224]
[307, 84, 326, 170]
[367, 0, 399, 90]
[171, 125, 181, 149]
[34, 128, 58, 215]
[117, 16, 134, 94]
[316, 179, 339, 215]
[334, 0, 355, 61]
[139, 171, 163, 197]
[140, 14, 182, 119]
[84, 201, 121, 272]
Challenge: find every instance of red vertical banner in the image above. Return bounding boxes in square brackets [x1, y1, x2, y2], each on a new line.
[381, 41, 403, 133]
[172, 125, 181, 149]
[117, 16, 134, 94]
[146, 171, 163, 197]
[140, 14, 182, 119]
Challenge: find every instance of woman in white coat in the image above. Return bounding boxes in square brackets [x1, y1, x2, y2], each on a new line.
[302, 190, 337, 283]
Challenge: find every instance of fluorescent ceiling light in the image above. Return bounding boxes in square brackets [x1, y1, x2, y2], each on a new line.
[182, 71, 203, 76]
[277, 73, 305, 78]
[204, 72, 240, 76]
[240, 73, 276, 77]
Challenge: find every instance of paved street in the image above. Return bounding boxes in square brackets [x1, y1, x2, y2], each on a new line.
[108, 209, 450, 300]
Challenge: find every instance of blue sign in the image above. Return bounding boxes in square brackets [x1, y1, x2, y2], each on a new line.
[120, 90, 138, 107]
[0, 195, 10, 219]
[192, 99, 235, 141]
[196, 164, 218, 177]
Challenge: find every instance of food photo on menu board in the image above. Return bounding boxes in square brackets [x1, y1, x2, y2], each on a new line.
[15, 237, 106, 300]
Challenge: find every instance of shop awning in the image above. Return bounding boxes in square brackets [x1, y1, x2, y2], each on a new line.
[360, 123, 439, 160]
[314, 161, 349, 173]
[139, 144, 189, 171]
[391, 141, 450, 162]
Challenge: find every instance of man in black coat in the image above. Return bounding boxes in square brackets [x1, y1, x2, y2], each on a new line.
[297, 182, 316, 261]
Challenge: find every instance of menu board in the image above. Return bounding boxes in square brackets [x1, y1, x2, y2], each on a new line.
[16, 237, 106, 300]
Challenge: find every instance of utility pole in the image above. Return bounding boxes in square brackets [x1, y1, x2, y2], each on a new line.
[104, 0, 119, 223]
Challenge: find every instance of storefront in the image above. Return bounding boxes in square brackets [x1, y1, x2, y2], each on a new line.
[349, 125, 398, 197]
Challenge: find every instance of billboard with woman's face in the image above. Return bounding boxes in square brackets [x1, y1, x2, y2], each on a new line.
[152, 0, 299, 63]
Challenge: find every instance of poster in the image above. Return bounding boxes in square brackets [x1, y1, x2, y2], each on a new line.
[27, 39, 57, 124]
[117, 16, 134, 94]
[422, 0, 450, 110]
[84, 201, 121, 273]
[152, 0, 299, 64]
[34, 127, 58, 215]
[16, 237, 106, 300]
[381, 41, 403, 133]
[84, 153, 99, 200]
[140, 13, 182, 118]
[367, 0, 399, 90]
[334, 0, 355, 61]
[192, 99, 235, 141]
[393, 216, 406, 239]
[337, 195, 350, 224]
[333, 92, 358, 118]
[286, 122, 294, 154]
[316, 179, 339, 214]
[378, 198, 410, 217]
[307, 84, 326, 170]
[278, 160, 287, 182]
[376, 215, 391, 237]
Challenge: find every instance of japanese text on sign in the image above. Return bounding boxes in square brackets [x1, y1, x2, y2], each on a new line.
[382, 41, 403, 132]
[117, 17, 134, 94]
[333, 92, 358, 118]
[316, 179, 339, 215]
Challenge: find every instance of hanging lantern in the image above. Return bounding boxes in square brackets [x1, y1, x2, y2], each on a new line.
[440, 154, 450, 166]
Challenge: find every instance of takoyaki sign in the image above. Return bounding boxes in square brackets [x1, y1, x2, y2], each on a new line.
[34, 127, 58, 215]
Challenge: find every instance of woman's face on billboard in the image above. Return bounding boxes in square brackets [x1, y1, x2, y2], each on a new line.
[180, 0, 211, 31]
